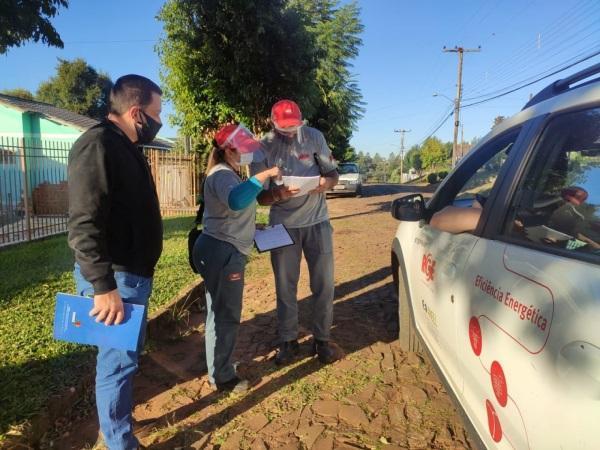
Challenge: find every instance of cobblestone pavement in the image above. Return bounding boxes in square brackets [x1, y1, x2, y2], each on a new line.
[52, 185, 473, 450]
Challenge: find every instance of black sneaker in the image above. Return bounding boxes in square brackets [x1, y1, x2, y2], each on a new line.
[215, 376, 249, 393]
[312, 339, 344, 364]
[275, 340, 300, 366]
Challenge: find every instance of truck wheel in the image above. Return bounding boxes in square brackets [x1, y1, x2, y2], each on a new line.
[393, 255, 423, 353]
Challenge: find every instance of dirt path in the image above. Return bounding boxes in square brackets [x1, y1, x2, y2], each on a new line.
[50, 184, 472, 450]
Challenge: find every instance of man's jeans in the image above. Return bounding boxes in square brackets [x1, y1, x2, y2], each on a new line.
[74, 263, 152, 450]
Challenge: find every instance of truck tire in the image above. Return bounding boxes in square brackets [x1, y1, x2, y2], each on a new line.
[392, 253, 423, 353]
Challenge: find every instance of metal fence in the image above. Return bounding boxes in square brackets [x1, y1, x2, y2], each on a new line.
[0, 137, 70, 246]
[0, 137, 200, 247]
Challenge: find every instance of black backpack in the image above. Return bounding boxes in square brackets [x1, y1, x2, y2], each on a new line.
[187, 183, 205, 273]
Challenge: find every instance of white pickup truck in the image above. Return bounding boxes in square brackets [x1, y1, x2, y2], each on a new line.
[390, 63, 600, 449]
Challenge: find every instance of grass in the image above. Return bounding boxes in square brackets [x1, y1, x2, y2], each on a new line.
[0, 212, 269, 441]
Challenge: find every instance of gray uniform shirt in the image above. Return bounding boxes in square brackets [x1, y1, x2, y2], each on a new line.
[202, 164, 256, 255]
[251, 126, 337, 228]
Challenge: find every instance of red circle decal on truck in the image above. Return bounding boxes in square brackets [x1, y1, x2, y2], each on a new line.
[469, 316, 482, 356]
[491, 361, 508, 407]
[486, 399, 503, 442]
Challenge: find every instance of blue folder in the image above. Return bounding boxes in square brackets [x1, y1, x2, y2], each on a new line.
[53, 293, 145, 351]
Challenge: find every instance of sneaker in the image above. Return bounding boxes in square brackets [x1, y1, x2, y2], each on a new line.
[216, 376, 249, 393]
[274, 340, 300, 366]
[312, 339, 344, 364]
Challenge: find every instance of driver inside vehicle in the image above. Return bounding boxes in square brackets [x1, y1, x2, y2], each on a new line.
[546, 186, 600, 250]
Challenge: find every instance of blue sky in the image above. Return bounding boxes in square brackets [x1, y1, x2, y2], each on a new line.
[1, 0, 599, 156]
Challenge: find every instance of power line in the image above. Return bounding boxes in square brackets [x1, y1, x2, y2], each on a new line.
[417, 110, 454, 146]
[464, 44, 600, 102]
[466, 19, 600, 96]
[463, 1, 599, 96]
[462, 48, 600, 109]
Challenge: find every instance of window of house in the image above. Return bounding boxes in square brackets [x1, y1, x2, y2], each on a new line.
[504, 107, 600, 260]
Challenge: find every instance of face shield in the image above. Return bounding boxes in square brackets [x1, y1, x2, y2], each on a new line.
[273, 121, 307, 144]
[224, 124, 265, 164]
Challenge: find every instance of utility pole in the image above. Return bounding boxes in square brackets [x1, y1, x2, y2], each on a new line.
[443, 45, 480, 166]
[460, 123, 464, 158]
[394, 129, 411, 184]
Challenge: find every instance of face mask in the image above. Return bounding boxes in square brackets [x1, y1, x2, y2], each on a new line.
[239, 152, 254, 166]
[135, 111, 162, 145]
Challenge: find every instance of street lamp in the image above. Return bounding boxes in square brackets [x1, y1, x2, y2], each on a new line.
[432, 92, 454, 103]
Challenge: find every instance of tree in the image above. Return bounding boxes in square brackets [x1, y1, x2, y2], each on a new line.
[341, 145, 357, 162]
[0, 0, 68, 54]
[420, 137, 447, 171]
[404, 145, 422, 175]
[290, 0, 364, 161]
[158, 0, 320, 145]
[355, 151, 372, 174]
[1, 88, 35, 100]
[492, 115, 506, 128]
[37, 58, 112, 119]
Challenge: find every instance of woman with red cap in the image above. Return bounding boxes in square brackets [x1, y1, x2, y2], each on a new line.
[192, 123, 280, 393]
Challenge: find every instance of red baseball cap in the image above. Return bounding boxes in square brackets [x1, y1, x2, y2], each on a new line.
[214, 123, 261, 153]
[271, 99, 303, 129]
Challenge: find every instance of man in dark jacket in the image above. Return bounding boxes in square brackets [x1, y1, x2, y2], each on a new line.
[68, 74, 163, 450]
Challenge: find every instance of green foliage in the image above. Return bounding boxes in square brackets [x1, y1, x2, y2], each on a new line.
[0, 0, 68, 54]
[493, 115, 506, 128]
[291, 0, 364, 161]
[341, 145, 358, 162]
[404, 145, 422, 174]
[158, 0, 319, 144]
[1, 88, 35, 100]
[427, 173, 438, 184]
[438, 170, 448, 179]
[0, 216, 197, 436]
[421, 137, 447, 171]
[37, 58, 113, 119]
[157, 0, 364, 162]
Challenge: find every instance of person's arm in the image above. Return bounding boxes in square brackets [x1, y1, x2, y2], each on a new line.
[429, 205, 482, 234]
[68, 141, 115, 293]
[257, 184, 300, 206]
[228, 167, 280, 211]
[310, 169, 339, 194]
[67, 140, 124, 325]
[310, 131, 339, 194]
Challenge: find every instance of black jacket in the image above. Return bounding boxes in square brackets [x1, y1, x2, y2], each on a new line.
[68, 120, 163, 294]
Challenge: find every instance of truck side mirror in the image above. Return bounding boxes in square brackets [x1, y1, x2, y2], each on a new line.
[391, 193, 425, 221]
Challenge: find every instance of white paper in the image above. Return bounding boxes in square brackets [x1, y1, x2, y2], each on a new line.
[281, 175, 320, 197]
[254, 224, 294, 252]
[524, 225, 573, 242]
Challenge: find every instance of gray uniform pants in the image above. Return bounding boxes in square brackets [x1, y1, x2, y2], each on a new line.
[193, 234, 247, 384]
[270, 220, 334, 342]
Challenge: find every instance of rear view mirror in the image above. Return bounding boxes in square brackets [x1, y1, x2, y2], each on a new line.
[391, 193, 425, 221]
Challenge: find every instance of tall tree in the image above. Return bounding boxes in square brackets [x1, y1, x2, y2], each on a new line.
[290, 0, 364, 161]
[158, 0, 319, 144]
[1, 88, 35, 100]
[0, 0, 68, 54]
[420, 137, 447, 171]
[404, 145, 422, 174]
[37, 58, 112, 119]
